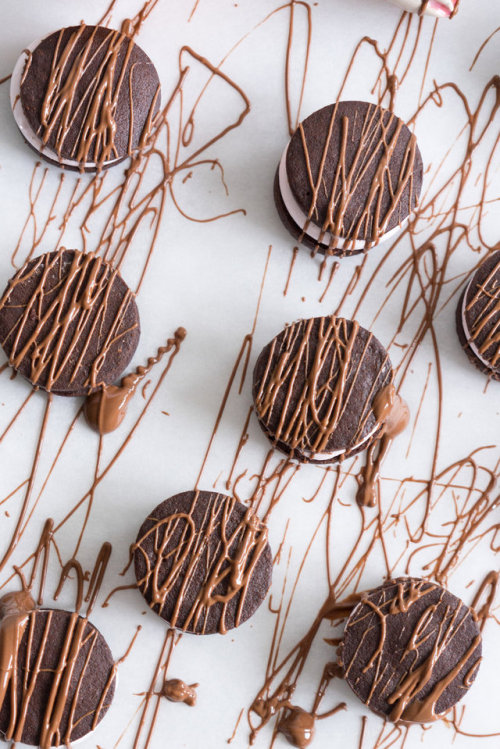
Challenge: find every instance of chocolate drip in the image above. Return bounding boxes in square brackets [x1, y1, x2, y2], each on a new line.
[470, 571, 499, 633]
[277, 705, 315, 748]
[84, 327, 187, 433]
[161, 678, 198, 706]
[356, 383, 410, 507]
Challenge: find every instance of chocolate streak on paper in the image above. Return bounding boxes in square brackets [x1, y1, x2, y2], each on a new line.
[84, 327, 187, 434]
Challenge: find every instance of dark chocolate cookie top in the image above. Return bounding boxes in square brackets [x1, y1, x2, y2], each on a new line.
[134, 490, 272, 635]
[341, 577, 482, 723]
[252, 316, 393, 463]
[286, 101, 423, 243]
[0, 605, 115, 746]
[20, 25, 160, 168]
[0, 249, 140, 396]
[461, 250, 500, 378]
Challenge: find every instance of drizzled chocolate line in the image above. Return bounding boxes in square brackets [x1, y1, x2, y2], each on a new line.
[0, 248, 139, 395]
[356, 383, 410, 508]
[133, 491, 270, 634]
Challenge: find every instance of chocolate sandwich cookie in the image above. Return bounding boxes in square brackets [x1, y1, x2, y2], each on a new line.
[133, 490, 272, 634]
[11, 24, 161, 171]
[340, 578, 482, 723]
[0, 248, 140, 396]
[456, 251, 500, 381]
[0, 591, 115, 746]
[252, 316, 393, 463]
[274, 101, 423, 256]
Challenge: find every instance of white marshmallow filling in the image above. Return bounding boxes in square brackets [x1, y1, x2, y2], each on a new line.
[299, 420, 381, 462]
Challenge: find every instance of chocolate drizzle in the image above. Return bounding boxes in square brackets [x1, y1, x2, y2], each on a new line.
[0, 2, 499, 748]
[356, 383, 410, 507]
[84, 327, 187, 433]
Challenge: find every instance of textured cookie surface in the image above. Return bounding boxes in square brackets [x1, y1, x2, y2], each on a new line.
[134, 490, 272, 634]
[0, 608, 115, 746]
[0, 249, 140, 396]
[20, 25, 160, 167]
[342, 577, 482, 722]
[277, 101, 423, 255]
[456, 251, 500, 380]
[252, 316, 392, 463]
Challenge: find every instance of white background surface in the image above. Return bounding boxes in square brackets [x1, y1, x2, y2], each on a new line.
[0, 1, 499, 748]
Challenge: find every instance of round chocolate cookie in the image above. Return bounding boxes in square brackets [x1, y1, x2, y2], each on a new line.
[11, 24, 161, 171]
[0, 603, 115, 746]
[341, 577, 482, 723]
[455, 250, 500, 381]
[134, 490, 272, 634]
[252, 316, 393, 463]
[0, 249, 140, 396]
[274, 101, 423, 256]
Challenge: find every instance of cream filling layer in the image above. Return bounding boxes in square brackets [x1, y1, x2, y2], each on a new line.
[278, 145, 406, 252]
[300, 420, 380, 462]
[10, 38, 123, 171]
[461, 278, 497, 373]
